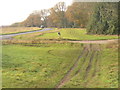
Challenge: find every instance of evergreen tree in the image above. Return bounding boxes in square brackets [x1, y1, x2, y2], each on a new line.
[87, 2, 118, 35]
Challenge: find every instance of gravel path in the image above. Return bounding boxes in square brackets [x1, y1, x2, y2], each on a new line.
[68, 39, 118, 44]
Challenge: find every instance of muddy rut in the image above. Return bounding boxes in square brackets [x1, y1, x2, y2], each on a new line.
[55, 47, 87, 88]
[55, 44, 102, 89]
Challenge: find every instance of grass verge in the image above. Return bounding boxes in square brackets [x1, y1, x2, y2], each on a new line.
[2, 43, 83, 88]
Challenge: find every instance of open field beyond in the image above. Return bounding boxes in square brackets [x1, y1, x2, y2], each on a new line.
[14, 28, 118, 41]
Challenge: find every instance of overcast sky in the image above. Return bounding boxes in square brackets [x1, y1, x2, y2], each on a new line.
[0, 0, 73, 26]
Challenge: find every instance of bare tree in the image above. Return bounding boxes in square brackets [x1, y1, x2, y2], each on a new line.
[48, 2, 67, 28]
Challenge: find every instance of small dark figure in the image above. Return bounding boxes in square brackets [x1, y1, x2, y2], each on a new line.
[40, 25, 44, 28]
[58, 32, 61, 36]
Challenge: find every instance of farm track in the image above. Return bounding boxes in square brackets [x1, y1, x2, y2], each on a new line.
[55, 47, 87, 89]
[74, 50, 90, 75]
[55, 44, 102, 88]
[83, 51, 96, 80]
[68, 39, 118, 44]
[92, 51, 99, 77]
[83, 45, 102, 87]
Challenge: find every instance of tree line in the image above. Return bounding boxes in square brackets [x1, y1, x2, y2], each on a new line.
[11, 2, 119, 35]
[11, 2, 95, 28]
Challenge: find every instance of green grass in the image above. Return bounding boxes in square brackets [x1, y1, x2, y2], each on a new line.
[2, 43, 83, 88]
[61, 43, 118, 88]
[14, 28, 118, 41]
[2, 42, 118, 88]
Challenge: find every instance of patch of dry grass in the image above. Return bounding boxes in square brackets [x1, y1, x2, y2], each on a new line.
[1, 27, 41, 35]
[2, 39, 69, 45]
[106, 40, 118, 49]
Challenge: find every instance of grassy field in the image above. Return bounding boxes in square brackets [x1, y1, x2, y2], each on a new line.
[1, 27, 41, 35]
[2, 42, 118, 88]
[2, 43, 82, 88]
[14, 28, 118, 41]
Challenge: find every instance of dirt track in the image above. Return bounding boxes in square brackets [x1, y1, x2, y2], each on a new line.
[55, 44, 102, 88]
[55, 47, 87, 88]
[68, 39, 118, 44]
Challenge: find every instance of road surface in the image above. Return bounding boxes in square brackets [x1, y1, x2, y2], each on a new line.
[0, 28, 53, 40]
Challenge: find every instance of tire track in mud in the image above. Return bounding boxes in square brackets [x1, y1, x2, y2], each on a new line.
[55, 47, 87, 89]
[91, 44, 102, 77]
[83, 44, 102, 87]
[74, 50, 90, 75]
[55, 44, 102, 89]
[75, 45, 101, 79]
[92, 51, 99, 77]
[83, 51, 96, 80]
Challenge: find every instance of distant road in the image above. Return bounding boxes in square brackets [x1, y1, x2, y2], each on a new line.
[0, 28, 53, 40]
